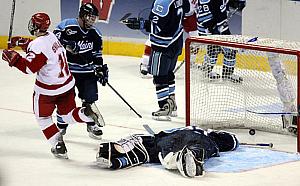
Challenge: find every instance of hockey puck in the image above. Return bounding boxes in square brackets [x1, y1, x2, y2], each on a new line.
[270, 143, 274, 148]
[249, 129, 255, 135]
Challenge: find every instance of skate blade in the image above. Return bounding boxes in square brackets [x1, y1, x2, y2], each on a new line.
[53, 153, 69, 159]
[170, 111, 178, 117]
[152, 115, 171, 121]
[88, 132, 102, 140]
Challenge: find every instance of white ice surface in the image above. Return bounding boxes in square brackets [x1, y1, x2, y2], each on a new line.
[0, 52, 299, 186]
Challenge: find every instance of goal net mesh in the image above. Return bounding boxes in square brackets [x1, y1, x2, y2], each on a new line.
[185, 35, 300, 136]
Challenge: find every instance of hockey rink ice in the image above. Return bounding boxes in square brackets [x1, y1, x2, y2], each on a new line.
[0, 51, 300, 186]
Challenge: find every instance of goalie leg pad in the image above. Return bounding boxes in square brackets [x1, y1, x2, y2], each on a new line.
[96, 135, 150, 169]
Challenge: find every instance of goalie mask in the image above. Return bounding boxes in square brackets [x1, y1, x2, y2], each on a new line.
[79, 3, 99, 30]
[28, 13, 51, 36]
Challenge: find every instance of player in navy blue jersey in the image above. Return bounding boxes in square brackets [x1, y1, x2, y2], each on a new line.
[123, 0, 191, 121]
[53, 3, 108, 139]
[196, 0, 246, 83]
[96, 126, 239, 178]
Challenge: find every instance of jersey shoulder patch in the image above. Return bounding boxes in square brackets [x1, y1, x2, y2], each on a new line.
[152, 0, 175, 17]
[56, 18, 78, 30]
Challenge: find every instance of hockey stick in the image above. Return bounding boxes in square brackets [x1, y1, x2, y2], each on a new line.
[106, 81, 142, 118]
[76, 54, 142, 118]
[240, 142, 274, 148]
[246, 109, 298, 116]
[143, 124, 155, 135]
[7, 0, 16, 48]
[119, 13, 132, 23]
[174, 60, 185, 74]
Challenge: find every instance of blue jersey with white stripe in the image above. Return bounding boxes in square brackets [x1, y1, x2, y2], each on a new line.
[196, 0, 230, 35]
[53, 18, 103, 73]
[149, 0, 190, 49]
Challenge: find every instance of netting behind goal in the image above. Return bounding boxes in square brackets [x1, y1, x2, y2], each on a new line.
[185, 35, 300, 152]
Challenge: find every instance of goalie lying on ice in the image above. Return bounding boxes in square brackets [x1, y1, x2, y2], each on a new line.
[96, 126, 239, 178]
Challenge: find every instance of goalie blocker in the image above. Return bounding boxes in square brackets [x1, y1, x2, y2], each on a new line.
[96, 126, 239, 178]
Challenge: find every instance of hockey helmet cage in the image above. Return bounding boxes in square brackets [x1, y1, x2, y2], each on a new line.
[28, 13, 51, 36]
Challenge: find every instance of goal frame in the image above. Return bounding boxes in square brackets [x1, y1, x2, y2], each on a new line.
[185, 36, 300, 153]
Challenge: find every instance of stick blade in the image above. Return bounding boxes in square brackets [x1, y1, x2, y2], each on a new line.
[119, 13, 132, 23]
[143, 124, 155, 135]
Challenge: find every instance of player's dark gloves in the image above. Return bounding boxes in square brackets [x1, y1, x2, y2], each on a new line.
[123, 17, 146, 30]
[95, 64, 109, 86]
[237, 0, 246, 11]
[230, 0, 246, 11]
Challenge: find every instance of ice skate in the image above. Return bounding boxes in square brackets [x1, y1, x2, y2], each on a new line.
[139, 63, 152, 79]
[84, 103, 105, 127]
[59, 128, 67, 136]
[51, 140, 68, 159]
[222, 66, 243, 83]
[152, 100, 173, 121]
[282, 115, 298, 135]
[169, 95, 178, 117]
[222, 74, 243, 83]
[87, 122, 103, 140]
[198, 63, 220, 81]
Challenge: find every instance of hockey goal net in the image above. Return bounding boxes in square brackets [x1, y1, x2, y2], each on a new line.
[185, 35, 300, 152]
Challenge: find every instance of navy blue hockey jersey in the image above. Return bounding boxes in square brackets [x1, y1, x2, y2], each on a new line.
[148, 0, 190, 49]
[53, 18, 103, 73]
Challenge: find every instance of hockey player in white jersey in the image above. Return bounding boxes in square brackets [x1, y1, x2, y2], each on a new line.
[2, 13, 104, 159]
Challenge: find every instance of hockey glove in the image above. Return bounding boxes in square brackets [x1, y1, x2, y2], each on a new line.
[2, 49, 21, 67]
[95, 64, 109, 86]
[8, 36, 32, 52]
[123, 17, 146, 30]
[65, 41, 80, 54]
[230, 0, 246, 11]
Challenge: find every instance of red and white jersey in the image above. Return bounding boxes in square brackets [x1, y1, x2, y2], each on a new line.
[186, 0, 198, 17]
[16, 31, 75, 96]
[183, 0, 198, 34]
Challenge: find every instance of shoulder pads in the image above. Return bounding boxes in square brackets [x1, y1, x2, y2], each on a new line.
[152, 0, 175, 17]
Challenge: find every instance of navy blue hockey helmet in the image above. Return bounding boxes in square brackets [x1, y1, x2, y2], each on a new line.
[79, 3, 99, 18]
[79, 3, 99, 29]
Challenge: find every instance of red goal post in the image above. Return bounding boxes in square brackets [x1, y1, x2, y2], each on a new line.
[184, 35, 300, 152]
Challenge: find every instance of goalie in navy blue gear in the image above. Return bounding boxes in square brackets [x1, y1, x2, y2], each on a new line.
[53, 2, 107, 139]
[122, 0, 190, 121]
[196, 0, 246, 83]
[96, 126, 239, 178]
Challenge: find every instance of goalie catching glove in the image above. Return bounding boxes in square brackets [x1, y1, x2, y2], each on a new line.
[8, 36, 32, 51]
[94, 64, 109, 86]
[2, 49, 21, 67]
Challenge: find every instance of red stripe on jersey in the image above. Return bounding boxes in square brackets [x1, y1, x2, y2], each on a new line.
[72, 107, 84, 122]
[14, 52, 47, 74]
[42, 123, 59, 140]
[35, 75, 73, 90]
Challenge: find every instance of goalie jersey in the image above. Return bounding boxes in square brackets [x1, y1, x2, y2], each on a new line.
[53, 18, 103, 73]
[96, 126, 239, 169]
